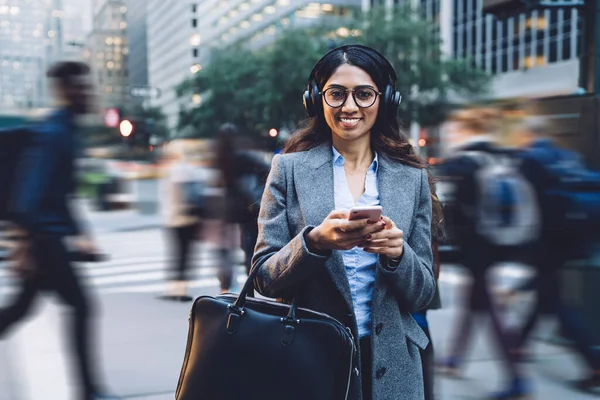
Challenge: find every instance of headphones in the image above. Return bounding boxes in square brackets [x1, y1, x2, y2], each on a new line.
[303, 44, 402, 120]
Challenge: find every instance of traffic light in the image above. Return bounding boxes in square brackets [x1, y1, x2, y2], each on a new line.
[482, 0, 539, 19]
[119, 120, 134, 137]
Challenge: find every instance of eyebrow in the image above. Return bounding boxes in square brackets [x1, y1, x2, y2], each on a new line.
[323, 84, 378, 90]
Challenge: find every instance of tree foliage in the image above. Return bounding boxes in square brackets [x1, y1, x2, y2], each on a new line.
[176, 5, 490, 138]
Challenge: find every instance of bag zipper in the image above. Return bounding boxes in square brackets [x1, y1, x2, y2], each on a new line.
[344, 327, 356, 400]
[175, 297, 201, 399]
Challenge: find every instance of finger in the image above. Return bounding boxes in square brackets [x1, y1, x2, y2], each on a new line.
[362, 246, 388, 255]
[381, 216, 396, 230]
[367, 228, 403, 242]
[328, 209, 350, 220]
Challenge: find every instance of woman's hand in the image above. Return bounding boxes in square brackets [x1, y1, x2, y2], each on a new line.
[307, 210, 386, 252]
[362, 216, 404, 260]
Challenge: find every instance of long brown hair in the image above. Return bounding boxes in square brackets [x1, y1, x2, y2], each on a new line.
[285, 45, 444, 246]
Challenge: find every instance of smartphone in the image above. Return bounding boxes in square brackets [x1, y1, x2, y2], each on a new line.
[348, 206, 382, 221]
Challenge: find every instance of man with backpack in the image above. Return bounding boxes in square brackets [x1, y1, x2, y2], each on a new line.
[437, 108, 537, 399]
[508, 116, 600, 392]
[0, 62, 120, 400]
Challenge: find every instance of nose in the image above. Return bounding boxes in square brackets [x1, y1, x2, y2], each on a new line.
[341, 91, 359, 113]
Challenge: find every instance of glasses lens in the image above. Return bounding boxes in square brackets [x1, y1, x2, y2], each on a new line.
[324, 88, 346, 108]
[354, 88, 377, 108]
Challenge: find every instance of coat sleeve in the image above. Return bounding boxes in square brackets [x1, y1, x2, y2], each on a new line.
[252, 155, 330, 299]
[380, 168, 435, 312]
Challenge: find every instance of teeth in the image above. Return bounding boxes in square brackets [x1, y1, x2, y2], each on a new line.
[340, 118, 360, 123]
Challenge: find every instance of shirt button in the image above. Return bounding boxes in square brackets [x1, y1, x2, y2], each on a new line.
[375, 323, 383, 335]
[376, 367, 387, 379]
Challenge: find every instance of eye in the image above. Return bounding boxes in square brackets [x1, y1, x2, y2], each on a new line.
[355, 88, 375, 100]
[328, 89, 346, 99]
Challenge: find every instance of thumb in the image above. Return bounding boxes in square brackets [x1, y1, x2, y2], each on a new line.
[327, 209, 350, 220]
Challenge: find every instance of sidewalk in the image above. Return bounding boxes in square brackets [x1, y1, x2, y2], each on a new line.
[2, 286, 599, 399]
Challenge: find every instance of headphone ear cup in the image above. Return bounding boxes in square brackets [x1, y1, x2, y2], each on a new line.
[383, 86, 402, 120]
[303, 89, 315, 117]
[303, 83, 320, 117]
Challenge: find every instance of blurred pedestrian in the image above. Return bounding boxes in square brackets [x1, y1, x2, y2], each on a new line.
[0, 62, 120, 400]
[509, 116, 600, 391]
[437, 108, 534, 399]
[159, 141, 205, 301]
[252, 45, 441, 400]
[215, 123, 269, 293]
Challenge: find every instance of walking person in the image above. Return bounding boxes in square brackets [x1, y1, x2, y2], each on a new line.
[1, 62, 120, 400]
[215, 123, 269, 293]
[437, 108, 533, 399]
[159, 142, 204, 301]
[252, 45, 441, 400]
[508, 116, 600, 391]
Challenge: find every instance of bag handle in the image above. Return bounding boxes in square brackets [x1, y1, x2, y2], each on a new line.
[230, 265, 300, 323]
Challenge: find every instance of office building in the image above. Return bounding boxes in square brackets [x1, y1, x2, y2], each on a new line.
[125, 0, 148, 91]
[147, 0, 199, 130]
[0, 1, 63, 112]
[198, 0, 361, 52]
[363, 0, 582, 98]
[146, 0, 361, 131]
[85, 0, 129, 110]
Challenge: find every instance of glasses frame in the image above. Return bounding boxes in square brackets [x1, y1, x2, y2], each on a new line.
[319, 86, 383, 109]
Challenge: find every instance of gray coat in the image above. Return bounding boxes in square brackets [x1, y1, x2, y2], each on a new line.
[252, 143, 435, 400]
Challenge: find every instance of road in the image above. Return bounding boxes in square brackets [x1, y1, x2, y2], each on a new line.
[0, 204, 598, 399]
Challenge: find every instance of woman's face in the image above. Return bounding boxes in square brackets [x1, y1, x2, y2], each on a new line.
[322, 64, 380, 144]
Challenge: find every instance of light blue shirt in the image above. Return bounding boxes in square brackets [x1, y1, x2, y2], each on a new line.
[332, 146, 380, 338]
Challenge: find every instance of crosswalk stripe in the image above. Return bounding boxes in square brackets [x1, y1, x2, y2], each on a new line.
[103, 275, 249, 294]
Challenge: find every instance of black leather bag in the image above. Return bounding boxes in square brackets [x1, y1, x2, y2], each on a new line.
[175, 267, 357, 400]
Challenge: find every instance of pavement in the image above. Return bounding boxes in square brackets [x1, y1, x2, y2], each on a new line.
[1, 203, 599, 399]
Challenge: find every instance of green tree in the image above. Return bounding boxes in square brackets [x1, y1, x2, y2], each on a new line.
[346, 5, 490, 126]
[176, 5, 490, 137]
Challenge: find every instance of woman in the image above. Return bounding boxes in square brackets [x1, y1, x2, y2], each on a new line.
[252, 45, 441, 400]
[215, 123, 270, 293]
[160, 142, 203, 301]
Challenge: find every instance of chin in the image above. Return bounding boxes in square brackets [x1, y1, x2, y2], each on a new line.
[334, 132, 367, 143]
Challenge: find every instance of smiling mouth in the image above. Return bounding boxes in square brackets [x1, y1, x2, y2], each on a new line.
[339, 117, 362, 126]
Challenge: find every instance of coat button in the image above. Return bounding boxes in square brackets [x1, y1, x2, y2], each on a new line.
[376, 367, 386, 379]
[375, 323, 383, 335]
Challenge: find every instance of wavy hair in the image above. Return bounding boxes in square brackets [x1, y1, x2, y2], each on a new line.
[284, 45, 444, 245]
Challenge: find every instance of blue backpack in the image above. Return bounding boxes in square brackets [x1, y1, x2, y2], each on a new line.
[182, 180, 205, 218]
[463, 151, 541, 247]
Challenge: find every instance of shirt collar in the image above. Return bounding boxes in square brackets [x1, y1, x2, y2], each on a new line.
[332, 146, 379, 173]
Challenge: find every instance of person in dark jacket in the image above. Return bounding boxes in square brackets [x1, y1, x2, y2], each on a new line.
[508, 116, 600, 391]
[437, 108, 529, 399]
[1, 62, 120, 400]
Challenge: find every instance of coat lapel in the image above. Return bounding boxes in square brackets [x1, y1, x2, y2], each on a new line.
[374, 156, 417, 306]
[294, 143, 353, 311]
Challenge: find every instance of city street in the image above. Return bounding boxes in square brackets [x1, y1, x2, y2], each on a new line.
[0, 204, 598, 400]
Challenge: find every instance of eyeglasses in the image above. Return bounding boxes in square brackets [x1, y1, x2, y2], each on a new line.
[320, 86, 382, 109]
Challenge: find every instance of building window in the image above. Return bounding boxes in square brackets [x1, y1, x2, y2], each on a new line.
[192, 18, 197, 28]
[193, 48, 198, 58]
[192, 4, 197, 13]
